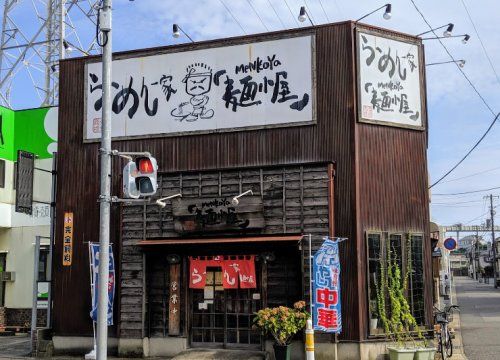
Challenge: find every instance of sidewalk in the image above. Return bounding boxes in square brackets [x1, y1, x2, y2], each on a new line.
[445, 276, 467, 360]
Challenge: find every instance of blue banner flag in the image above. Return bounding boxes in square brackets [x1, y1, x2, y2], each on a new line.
[312, 237, 342, 333]
[89, 243, 115, 326]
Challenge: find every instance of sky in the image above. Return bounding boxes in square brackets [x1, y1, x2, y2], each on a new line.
[2, 0, 500, 233]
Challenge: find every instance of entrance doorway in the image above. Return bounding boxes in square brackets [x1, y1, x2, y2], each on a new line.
[190, 268, 262, 348]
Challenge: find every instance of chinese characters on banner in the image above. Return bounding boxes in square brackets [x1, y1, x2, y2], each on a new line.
[312, 238, 342, 333]
[358, 31, 423, 128]
[89, 243, 115, 326]
[85, 36, 314, 140]
[62, 212, 73, 266]
[189, 256, 256, 289]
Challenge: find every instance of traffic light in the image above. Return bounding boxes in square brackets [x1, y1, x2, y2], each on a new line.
[122, 156, 158, 199]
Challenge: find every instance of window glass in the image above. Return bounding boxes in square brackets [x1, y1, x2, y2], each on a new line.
[410, 234, 425, 325]
[367, 233, 382, 335]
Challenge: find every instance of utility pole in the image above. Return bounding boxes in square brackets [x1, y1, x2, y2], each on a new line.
[472, 232, 477, 280]
[486, 194, 499, 289]
[97, 0, 112, 359]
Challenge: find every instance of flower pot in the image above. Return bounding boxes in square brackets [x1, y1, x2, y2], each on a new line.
[370, 318, 378, 330]
[414, 348, 437, 360]
[273, 343, 291, 360]
[387, 347, 416, 360]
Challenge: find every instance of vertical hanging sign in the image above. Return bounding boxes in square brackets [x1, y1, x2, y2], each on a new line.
[62, 212, 74, 266]
[312, 237, 342, 333]
[89, 243, 115, 325]
[168, 263, 181, 335]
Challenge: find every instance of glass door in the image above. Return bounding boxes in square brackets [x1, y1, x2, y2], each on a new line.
[191, 267, 262, 348]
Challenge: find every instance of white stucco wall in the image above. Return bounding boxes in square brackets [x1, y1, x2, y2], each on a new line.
[0, 226, 50, 308]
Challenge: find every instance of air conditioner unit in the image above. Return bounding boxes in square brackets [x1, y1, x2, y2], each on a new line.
[0, 272, 15, 282]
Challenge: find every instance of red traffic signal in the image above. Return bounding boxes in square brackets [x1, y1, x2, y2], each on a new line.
[136, 157, 154, 174]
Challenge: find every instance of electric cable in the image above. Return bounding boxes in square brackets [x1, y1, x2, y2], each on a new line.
[245, 0, 270, 31]
[266, 0, 286, 29]
[317, 0, 330, 22]
[283, 0, 300, 27]
[303, 0, 317, 24]
[219, 0, 247, 35]
[439, 165, 500, 184]
[409, 1, 499, 188]
[434, 185, 500, 196]
[459, 0, 500, 87]
[429, 112, 500, 188]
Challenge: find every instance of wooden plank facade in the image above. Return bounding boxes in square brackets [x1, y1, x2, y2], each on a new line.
[52, 20, 431, 354]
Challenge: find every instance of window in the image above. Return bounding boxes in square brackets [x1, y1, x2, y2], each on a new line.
[366, 231, 426, 336]
[409, 234, 425, 325]
[0, 159, 5, 188]
[38, 247, 50, 282]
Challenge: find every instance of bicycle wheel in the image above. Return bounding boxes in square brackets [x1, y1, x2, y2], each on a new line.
[440, 327, 447, 359]
[445, 328, 453, 357]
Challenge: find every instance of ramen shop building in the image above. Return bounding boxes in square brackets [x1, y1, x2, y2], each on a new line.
[53, 21, 432, 359]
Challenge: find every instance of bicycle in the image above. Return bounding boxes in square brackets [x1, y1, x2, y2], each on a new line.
[434, 304, 460, 359]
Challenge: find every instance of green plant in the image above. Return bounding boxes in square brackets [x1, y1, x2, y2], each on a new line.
[253, 301, 309, 346]
[376, 238, 427, 348]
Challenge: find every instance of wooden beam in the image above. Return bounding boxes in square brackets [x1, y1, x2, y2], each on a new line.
[138, 235, 303, 246]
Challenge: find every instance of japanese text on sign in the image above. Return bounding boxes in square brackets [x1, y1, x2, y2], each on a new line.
[85, 36, 314, 140]
[358, 31, 423, 128]
[312, 237, 342, 333]
[62, 212, 73, 266]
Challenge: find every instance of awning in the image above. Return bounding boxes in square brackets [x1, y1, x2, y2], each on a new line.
[138, 235, 303, 246]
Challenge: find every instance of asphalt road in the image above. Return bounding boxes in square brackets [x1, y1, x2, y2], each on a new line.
[0, 333, 30, 359]
[454, 276, 500, 360]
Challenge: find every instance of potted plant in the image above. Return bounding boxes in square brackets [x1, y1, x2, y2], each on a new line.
[369, 299, 379, 333]
[377, 243, 435, 360]
[254, 301, 309, 360]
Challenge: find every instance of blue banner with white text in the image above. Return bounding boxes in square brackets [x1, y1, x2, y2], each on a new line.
[312, 237, 342, 333]
[89, 243, 115, 326]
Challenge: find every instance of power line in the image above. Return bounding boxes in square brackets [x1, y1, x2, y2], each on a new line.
[245, 0, 270, 31]
[317, 0, 330, 22]
[283, 0, 300, 27]
[219, 0, 247, 35]
[439, 165, 500, 184]
[433, 185, 500, 196]
[304, 0, 317, 24]
[459, 0, 500, 87]
[429, 112, 500, 188]
[266, 0, 286, 29]
[409, 0, 495, 117]
[409, 0, 499, 188]
[432, 200, 485, 205]
[464, 204, 498, 225]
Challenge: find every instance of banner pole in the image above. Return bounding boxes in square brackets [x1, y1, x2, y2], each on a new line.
[309, 233, 313, 316]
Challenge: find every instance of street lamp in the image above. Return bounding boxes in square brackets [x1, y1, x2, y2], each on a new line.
[355, 3, 392, 22]
[172, 24, 194, 43]
[421, 34, 470, 44]
[298, 6, 314, 26]
[417, 23, 454, 37]
[426, 59, 466, 68]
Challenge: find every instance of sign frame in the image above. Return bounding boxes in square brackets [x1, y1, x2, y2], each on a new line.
[356, 27, 426, 131]
[83, 32, 317, 143]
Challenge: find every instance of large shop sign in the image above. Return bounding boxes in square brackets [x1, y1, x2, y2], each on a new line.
[357, 29, 424, 129]
[189, 256, 256, 289]
[172, 196, 264, 234]
[85, 35, 315, 141]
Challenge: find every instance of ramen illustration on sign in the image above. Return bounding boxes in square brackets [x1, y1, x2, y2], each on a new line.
[171, 63, 215, 122]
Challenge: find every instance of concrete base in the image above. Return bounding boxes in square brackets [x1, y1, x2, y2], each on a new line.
[117, 337, 143, 357]
[53, 336, 118, 356]
[146, 337, 188, 357]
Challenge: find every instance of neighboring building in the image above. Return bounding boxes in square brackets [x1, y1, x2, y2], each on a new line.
[449, 252, 468, 276]
[0, 106, 57, 328]
[53, 22, 432, 359]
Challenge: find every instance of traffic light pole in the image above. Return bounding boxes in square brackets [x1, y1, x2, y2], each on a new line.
[97, 0, 112, 358]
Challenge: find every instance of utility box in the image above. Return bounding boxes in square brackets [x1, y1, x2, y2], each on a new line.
[0, 271, 15, 282]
